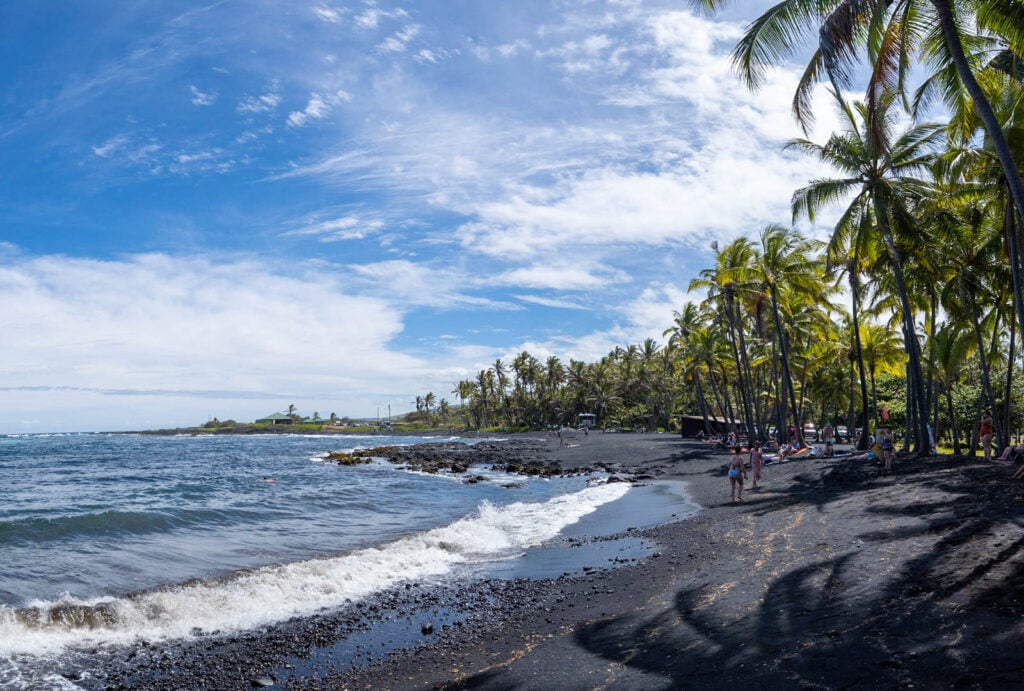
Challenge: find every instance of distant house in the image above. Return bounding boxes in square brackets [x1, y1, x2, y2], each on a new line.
[256, 413, 293, 425]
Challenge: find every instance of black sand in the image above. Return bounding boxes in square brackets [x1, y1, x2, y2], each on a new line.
[92, 433, 1024, 690]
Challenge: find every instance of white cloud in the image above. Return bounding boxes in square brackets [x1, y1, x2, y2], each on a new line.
[287, 90, 352, 127]
[283, 215, 386, 241]
[494, 262, 626, 291]
[282, 7, 829, 249]
[313, 4, 345, 23]
[92, 134, 129, 158]
[415, 48, 456, 64]
[237, 88, 281, 114]
[496, 40, 531, 58]
[0, 253, 431, 431]
[377, 24, 421, 53]
[346, 259, 515, 309]
[513, 294, 590, 310]
[354, 7, 409, 30]
[189, 85, 217, 106]
[288, 94, 330, 127]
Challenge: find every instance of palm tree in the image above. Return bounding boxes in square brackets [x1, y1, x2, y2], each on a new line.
[698, 0, 1024, 233]
[423, 392, 436, 423]
[789, 91, 942, 453]
[453, 379, 478, 429]
[753, 224, 828, 441]
[690, 239, 759, 442]
[861, 323, 907, 428]
[665, 304, 718, 436]
[925, 323, 973, 452]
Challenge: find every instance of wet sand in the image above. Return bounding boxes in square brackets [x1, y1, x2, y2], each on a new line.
[97, 433, 1024, 689]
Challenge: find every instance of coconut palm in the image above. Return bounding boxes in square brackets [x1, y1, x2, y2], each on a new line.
[860, 323, 907, 427]
[751, 224, 828, 441]
[925, 323, 973, 452]
[665, 304, 720, 435]
[789, 91, 942, 453]
[696, 0, 1024, 233]
[690, 239, 759, 441]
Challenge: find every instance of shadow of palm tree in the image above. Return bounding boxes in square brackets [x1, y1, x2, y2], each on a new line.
[572, 454, 1024, 687]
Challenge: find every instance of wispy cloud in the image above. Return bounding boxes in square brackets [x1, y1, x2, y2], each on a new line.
[313, 4, 346, 23]
[354, 7, 409, 30]
[513, 294, 591, 310]
[287, 90, 351, 127]
[346, 259, 518, 310]
[237, 88, 281, 114]
[377, 24, 421, 53]
[189, 85, 217, 106]
[282, 214, 386, 241]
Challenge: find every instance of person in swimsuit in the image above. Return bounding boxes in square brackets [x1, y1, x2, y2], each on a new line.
[980, 410, 994, 460]
[881, 429, 894, 474]
[727, 445, 745, 502]
[749, 441, 763, 488]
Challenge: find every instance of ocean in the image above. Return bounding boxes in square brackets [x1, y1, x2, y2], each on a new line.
[0, 433, 696, 689]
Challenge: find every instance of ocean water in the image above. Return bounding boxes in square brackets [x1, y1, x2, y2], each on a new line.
[0, 433, 695, 689]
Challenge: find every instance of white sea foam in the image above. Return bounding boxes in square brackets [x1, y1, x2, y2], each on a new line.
[0, 482, 630, 658]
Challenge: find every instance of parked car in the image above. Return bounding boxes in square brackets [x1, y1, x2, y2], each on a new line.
[836, 425, 849, 442]
[803, 422, 818, 442]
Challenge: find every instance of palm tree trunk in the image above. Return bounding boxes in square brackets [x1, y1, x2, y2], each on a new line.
[696, 372, 714, 436]
[847, 356, 856, 443]
[1003, 314, 1016, 451]
[725, 297, 757, 444]
[874, 199, 930, 454]
[927, 291, 938, 435]
[850, 265, 872, 449]
[870, 367, 878, 433]
[946, 385, 961, 455]
[769, 283, 801, 441]
[705, 360, 728, 426]
[968, 291, 997, 425]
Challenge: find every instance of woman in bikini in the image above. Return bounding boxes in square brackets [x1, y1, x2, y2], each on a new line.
[728, 445, 745, 502]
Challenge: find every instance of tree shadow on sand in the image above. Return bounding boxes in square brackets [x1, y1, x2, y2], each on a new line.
[574, 455, 1024, 687]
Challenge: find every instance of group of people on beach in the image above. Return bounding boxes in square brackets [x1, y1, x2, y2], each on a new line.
[717, 424, 901, 501]
[714, 407, 1024, 501]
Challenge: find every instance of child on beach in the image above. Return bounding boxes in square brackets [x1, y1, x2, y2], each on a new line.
[749, 441, 763, 488]
[727, 445, 745, 502]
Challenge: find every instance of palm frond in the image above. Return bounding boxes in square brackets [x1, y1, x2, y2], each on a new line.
[732, 0, 823, 89]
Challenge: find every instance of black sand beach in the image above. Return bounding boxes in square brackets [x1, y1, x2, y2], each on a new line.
[94, 434, 1024, 690]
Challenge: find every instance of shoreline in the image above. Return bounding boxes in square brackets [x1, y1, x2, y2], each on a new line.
[88, 434, 1024, 689]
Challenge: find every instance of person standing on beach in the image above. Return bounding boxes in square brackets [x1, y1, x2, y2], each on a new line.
[980, 410, 994, 460]
[881, 429, 894, 474]
[822, 422, 834, 457]
[727, 445, 745, 502]
[749, 441, 763, 488]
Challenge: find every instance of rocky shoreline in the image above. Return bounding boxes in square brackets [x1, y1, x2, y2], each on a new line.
[78, 434, 1024, 689]
[326, 439, 635, 480]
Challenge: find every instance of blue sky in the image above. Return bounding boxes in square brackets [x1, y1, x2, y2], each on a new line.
[0, 0, 842, 433]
